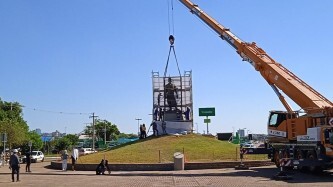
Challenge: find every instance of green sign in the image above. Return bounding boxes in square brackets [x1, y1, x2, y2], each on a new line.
[199, 107, 215, 116]
[204, 118, 211, 123]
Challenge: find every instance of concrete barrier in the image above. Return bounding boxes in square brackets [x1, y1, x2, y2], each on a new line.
[173, 152, 184, 170]
[51, 160, 273, 171]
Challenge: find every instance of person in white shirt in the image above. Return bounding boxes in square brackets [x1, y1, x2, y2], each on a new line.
[71, 148, 79, 171]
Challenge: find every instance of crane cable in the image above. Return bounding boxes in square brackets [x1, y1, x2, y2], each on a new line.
[167, 0, 175, 36]
[164, 0, 181, 78]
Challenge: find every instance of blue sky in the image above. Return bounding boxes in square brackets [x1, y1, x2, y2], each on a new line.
[1, 0, 333, 135]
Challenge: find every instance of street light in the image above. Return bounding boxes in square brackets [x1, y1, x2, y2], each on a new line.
[135, 118, 142, 136]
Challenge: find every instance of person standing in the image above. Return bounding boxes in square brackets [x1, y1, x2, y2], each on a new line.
[71, 148, 79, 171]
[9, 149, 20, 182]
[25, 150, 32, 172]
[61, 150, 69, 171]
[142, 124, 147, 139]
[151, 121, 158, 136]
[139, 124, 143, 139]
[162, 121, 167, 135]
[154, 108, 159, 121]
[184, 107, 191, 120]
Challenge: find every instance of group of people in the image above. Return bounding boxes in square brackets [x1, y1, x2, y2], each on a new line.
[96, 159, 111, 175]
[153, 108, 164, 121]
[60, 148, 79, 171]
[7, 147, 109, 182]
[8, 148, 33, 182]
[139, 124, 147, 139]
[139, 121, 167, 138]
[154, 106, 191, 122]
[150, 121, 167, 136]
[61, 149, 111, 175]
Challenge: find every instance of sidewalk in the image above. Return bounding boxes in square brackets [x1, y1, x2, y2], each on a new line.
[1, 162, 332, 186]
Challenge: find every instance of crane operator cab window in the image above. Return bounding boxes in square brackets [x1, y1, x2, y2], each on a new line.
[268, 111, 287, 127]
[268, 111, 297, 127]
[324, 128, 333, 145]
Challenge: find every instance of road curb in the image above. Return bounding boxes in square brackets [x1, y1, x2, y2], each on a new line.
[51, 160, 273, 171]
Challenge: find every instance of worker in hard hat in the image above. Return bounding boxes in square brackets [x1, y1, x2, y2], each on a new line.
[9, 149, 20, 182]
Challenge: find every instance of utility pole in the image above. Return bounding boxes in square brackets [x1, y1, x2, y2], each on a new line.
[135, 118, 142, 136]
[1, 133, 7, 166]
[104, 120, 107, 146]
[89, 113, 98, 151]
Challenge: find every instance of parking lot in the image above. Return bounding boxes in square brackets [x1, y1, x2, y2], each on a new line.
[1, 162, 333, 186]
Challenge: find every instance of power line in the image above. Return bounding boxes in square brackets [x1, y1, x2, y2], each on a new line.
[22, 105, 92, 115]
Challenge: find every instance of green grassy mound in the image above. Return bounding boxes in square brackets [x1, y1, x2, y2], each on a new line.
[78, 134, 267, 163]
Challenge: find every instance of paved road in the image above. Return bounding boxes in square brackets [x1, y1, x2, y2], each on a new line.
[1, 162, 333, 186]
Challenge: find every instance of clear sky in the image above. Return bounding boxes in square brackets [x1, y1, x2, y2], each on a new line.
[1, 0, 333, 135]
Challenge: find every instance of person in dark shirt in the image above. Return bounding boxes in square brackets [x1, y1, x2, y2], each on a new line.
[96, 159, 111, 175]
[96, 159, 105, 175]
[105, 160, 111, 174]
[142, 124, 147, 139]
[162, 121, 167, 135]
[184, 107, 191, 120]
[9, 149, 20, 182]
[151, 121, 158, 136]
[25, 150, 31, 172]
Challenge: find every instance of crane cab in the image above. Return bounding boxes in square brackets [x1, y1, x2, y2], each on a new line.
[267, 111, 300, 142]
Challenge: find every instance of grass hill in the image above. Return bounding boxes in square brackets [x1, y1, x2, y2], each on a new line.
[78, 134, 267, 164]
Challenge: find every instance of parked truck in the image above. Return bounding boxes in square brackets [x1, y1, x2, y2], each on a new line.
[179, 0, 333, 172]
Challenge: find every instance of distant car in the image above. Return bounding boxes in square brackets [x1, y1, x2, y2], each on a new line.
[79, 148, 97, 156]
[257, 143, 266, 148]
[243, 144, 255, 148]
[22, 151, 44, 163]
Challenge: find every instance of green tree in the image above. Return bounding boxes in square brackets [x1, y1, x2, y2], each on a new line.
[0, 99, 29, 148]
[84, 120, 120, 141]
[53, 134, 79, 151]
[54, 137, 71, 151]
[21, 131, 43, 153]
[63, 134, 79, 148]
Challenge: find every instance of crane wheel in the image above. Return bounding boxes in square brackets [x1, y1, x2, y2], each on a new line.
[273, 151, 280, 167]
[306, 151, 323, 173]
[296, 150, 306, 172]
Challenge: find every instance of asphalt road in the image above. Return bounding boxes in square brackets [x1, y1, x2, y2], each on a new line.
[1, 162, 333, 186]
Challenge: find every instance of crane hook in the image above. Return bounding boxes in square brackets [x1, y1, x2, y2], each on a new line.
[169, 35, 175, 46]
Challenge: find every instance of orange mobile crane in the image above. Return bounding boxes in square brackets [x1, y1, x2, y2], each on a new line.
[179, 0, 333, 172]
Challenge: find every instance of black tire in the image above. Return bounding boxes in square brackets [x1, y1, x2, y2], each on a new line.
[296, 150, 307, 172]
[273, 151, 280, 168]
[307, 151, 323, 173]
[34, 158, 37, 163]
[42, 158, 44, 162]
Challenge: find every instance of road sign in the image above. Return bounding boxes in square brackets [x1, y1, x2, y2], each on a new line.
[204, 119, 211, 123]
[29, 141, 32, 152]
[199, 107, 215, 116]
[1, 133, 7, 143]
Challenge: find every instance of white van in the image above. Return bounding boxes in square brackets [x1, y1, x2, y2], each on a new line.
[79, 148, 97, 156]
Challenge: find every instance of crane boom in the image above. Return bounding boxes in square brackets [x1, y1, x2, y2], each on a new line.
[179, 0, 333, 113]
